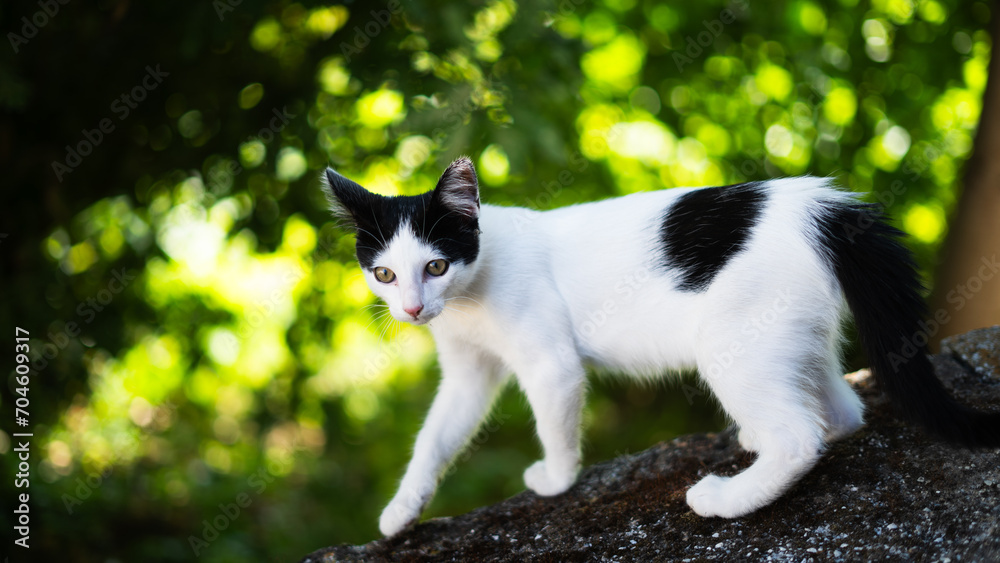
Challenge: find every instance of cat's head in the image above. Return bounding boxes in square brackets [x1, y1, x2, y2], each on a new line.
[321, 157, 481, 325]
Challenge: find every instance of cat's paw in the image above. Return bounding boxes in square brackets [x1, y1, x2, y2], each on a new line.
[523, 460, 578, 497]
[686, 474, 746, 518]
[379, 489, 431, 537]
[824, 413, 865, 443]
[379, 500, 419, 537]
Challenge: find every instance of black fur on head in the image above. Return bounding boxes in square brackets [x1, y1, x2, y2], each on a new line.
[320, 158, 481, 268]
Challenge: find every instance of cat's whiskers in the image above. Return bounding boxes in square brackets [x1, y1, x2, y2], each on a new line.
[442, 305, 473, 319]
[363, 309, 392, 334]
[445, 295, 486, 310]
[353, 225, 391, 252]
[376, 313, 398, 346]
[420, 192, 430, 240]
[425, 209, 460, 240]
[372, 216, 391, 250]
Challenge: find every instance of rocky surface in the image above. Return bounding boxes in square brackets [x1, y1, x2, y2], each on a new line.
[302, 327, 1000, 562]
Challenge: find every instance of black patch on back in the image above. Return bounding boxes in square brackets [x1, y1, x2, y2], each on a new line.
[659, 182, 767, 292]
[351, 192, 479, 269]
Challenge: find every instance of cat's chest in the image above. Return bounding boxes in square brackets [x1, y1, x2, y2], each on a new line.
[428, 297, 514, 357]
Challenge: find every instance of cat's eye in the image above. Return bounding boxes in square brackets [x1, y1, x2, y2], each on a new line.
[425, 259, 449, 277]
[373, 267, 396, 283]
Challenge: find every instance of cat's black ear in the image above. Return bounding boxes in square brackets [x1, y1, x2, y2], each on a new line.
[321, 167, 377, 230]
[433, 157, 480, 220]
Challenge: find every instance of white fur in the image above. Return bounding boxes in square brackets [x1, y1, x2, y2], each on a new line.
[367, 177, 866, 535]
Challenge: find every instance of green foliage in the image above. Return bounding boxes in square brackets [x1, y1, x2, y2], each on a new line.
[0, 0, 991, 560]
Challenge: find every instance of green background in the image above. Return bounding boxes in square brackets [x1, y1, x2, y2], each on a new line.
[0, 0, 990, 560]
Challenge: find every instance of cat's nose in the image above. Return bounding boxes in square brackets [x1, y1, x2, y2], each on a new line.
[404, 305, 423, 318]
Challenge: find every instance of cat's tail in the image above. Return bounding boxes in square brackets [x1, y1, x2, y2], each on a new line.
[814, 199, 1000, 448]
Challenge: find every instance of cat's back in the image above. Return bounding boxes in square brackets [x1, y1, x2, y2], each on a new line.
[473, 177, 851, 370]
[479, 189, 684, 247]
[503, 176, 846, 239]
[478, 177, 851, 278]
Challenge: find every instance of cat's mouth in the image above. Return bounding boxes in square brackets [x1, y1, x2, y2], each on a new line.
[395, 310, 438, 326]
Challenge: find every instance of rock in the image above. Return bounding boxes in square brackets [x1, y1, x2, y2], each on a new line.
[941, 325, 1000, 382]
[302, 328, 1000, 562]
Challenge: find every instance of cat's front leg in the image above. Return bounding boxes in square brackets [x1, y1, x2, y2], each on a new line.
[513, 348, 586, 497]
[379, 342, 504, 537]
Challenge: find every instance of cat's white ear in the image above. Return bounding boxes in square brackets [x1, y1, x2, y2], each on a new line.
[321, 167, 375, 230]
[434, 157, 480, 219]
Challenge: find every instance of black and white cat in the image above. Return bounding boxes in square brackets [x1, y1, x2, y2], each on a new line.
[321, 157, 1000, 537]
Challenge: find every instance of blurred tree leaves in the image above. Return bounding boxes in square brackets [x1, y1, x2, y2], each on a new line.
[0, 0, 992, 560]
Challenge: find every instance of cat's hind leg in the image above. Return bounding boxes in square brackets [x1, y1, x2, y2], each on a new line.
[739, 322, 864, 452]
[687, 341, 827, 518]
[736, 369, 861, 452]
[811, 322, 865, 443]
[820, 362, 865, 443]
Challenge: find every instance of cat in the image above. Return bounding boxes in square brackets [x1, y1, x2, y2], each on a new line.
[320, 157, 1000, 537]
